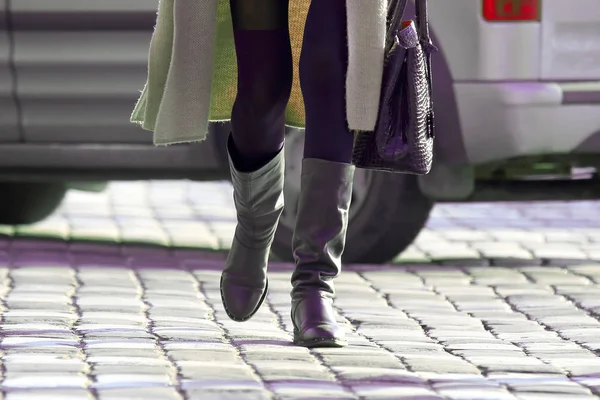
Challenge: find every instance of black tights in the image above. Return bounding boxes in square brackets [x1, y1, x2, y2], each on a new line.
[229, 0, 353, 171]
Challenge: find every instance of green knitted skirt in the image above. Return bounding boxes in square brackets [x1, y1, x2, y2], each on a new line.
[210, 0, 310, 126]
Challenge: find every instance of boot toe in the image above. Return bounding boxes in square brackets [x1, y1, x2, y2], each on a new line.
[220, 276, 268, 322]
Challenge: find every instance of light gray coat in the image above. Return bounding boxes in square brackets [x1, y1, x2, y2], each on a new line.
[131, 0, 387, 146]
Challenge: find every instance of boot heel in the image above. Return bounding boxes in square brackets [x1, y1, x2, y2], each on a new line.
[291, 293, 347, 348]
[292, 334, 347, 348]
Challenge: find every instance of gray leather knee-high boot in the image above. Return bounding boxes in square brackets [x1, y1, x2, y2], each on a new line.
[290, 158, 354, 347]
[220, 137, 285, 322]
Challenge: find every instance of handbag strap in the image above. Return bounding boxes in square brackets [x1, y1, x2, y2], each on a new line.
[415, 0, 436, 138]
[415, 0, 432, 45]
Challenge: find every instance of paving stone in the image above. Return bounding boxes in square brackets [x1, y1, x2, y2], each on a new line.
[181, 378, 263, 391]
[2, 373, 89, 389]
[1, 347, 83, 362]
[253, 361, 334, 381]
[332, 366, 422, 384]
[3, 357, 88, 373]
[510, 381, 591, 395]
[150, 316, 215, 329]
[532, 246, 590, 260]
[436, 387, 519, 400]
[87, 349, 161, 360]
[81, 329, 154, 340]
[240, 344, 314, 363]
[11, 283, 75, 294]
[92, 373, 172, 389]
[350, 383, 440, 399]
[96, 387, 182, 400]
[86, 356, 167, 367]
[4, 389, 93, 400]
[471, 242, 535, 260]
[9, 267, 76, 282]
[1, 336, 79, 349]
[76, 286, 138, 297]
[269, 381, 354, 399]
[185, 390, 270, 400]
[393, 246, 431, 263]
[4, 194, 600, 398]
[167, 349, 239, 363]
[76, 296, 145, 309]
[146, 298, 208, 311]
[419, 242, 482, 258]
[405, 358, 481, 374]
[1, 323, 76, 337]
[154, 328, 224, 342]
[327, 352, 402, 369]
[92, 364, 172, 376]
[515, 394, 598, 400]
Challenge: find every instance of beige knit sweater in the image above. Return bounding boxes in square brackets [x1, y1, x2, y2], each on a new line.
[131, 0, 387, 146]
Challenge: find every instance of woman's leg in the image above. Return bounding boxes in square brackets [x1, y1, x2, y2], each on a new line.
[229, 0, 292, 171]
[220, 0, 292, 322]
[299, 0, 353, 164]
[290, 0, 355, 348]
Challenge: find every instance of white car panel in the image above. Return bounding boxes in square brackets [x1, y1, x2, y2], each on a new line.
[474, 21, 542, 81]
[428, 0, 483, 80]
[429, 0, 541, 80]
[8, 0, 600, 164]
[540, 0, 600, 80]
[455, 81, 600, 163]
[429, 0, 600, 164]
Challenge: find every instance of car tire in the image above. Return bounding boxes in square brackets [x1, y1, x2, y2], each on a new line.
[0, 182, 67, 225]
[271, 129, 434, 264]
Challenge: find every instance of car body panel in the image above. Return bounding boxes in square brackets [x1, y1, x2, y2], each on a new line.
[3, 0, 600, 176]
[5, 0, 226, 179]
[0, 1, 19, 142]
[430, 0, 600, 82]
[455, 82, 600, 164]
[11, 0, 156, 143]
[13, 30, 153, 143]
[429, 0, 600, 164]
[428, 0, 542, 81]
[0, 142, 224, 181]
[540, 0, 600, 80]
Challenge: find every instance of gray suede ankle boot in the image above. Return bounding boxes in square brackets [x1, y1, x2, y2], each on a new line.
[220, 138, 285, 322]
[290, 158, 354, 348]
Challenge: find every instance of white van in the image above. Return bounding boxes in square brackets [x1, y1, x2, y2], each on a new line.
[0, 0, 599, 263]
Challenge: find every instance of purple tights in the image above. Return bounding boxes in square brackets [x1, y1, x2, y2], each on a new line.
[229, 0, 353, 172]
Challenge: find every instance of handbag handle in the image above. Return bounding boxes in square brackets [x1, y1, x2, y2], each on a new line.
[387, 0, 432, 46]
[415, 0, 432, 45]
[387, 0, 436, 139]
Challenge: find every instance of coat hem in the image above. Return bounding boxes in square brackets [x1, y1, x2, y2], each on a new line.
[153, 136, 209, 147]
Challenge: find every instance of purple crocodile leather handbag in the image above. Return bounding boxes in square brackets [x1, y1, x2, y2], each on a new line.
[351, 0, 437, 175]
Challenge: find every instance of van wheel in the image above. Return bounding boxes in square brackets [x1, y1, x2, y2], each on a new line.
[0, 182, 67, 225]
[272, 129, 434, 264]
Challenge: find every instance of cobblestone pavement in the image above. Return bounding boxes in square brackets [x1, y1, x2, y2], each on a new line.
[1, 181, 600, 399]
[0, 245, 600, 399]
[3, 181, 600, 264]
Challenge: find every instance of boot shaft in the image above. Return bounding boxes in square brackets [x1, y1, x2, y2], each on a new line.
[291, 158, 355, 298]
